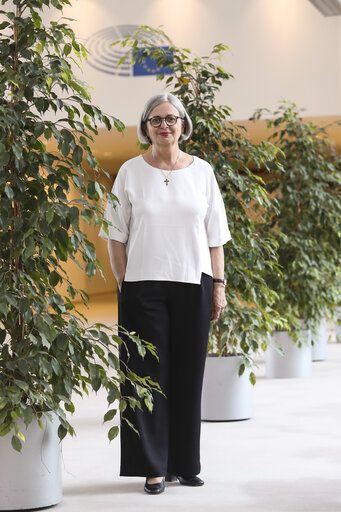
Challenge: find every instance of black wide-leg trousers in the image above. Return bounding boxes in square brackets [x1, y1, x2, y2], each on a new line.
[118, 273, 213, 477]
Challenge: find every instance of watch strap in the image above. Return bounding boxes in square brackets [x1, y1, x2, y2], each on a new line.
[213, 278, 226, 285]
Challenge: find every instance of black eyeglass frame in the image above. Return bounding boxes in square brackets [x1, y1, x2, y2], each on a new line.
[145, 115, 185, 127]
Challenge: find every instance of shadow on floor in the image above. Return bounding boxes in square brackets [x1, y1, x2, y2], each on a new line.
[63, 481, 143, 496]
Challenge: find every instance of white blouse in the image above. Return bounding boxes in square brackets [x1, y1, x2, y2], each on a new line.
[99, 155, 231, 284]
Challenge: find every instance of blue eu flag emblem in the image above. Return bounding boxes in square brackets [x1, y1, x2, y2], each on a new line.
[133, 47, 173, 76]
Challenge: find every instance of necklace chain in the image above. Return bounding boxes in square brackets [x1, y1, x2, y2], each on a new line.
[150, 151, 180, 186]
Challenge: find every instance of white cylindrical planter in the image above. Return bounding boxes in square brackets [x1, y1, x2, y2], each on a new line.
[334, 307, 341, 342]
[335, 319, 341, 342]
[311, 317, 327, 361]
[266, 329, 312, 378]
[0, 413, 62, 511]
[201, 355, 254, 421]
[336, 324, 341, 342]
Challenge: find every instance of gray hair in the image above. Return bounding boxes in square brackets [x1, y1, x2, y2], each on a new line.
[137, 93, 193, 145]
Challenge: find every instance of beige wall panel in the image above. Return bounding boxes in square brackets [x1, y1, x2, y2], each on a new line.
[48, 114, 340, 301]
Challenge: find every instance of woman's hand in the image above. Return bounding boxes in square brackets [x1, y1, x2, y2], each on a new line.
[211, 283, 227, 322]
[107, 240, 127, 292]
[209, 246, 226, 321]
[117, 276, 125, 292]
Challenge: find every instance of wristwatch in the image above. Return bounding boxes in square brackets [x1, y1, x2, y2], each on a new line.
[213, 278, 226, 285]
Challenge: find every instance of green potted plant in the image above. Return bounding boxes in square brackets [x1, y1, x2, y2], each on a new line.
[252, 102, 341, 376]
[116, 26, 285, 420]
[0, 3, 160, 510]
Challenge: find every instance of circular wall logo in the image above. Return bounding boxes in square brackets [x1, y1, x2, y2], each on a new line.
[86, 25, 172, 77]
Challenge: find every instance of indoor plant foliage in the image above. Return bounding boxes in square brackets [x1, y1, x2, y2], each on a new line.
[252, 102, 341, 336]
[116, 26, 285, 384]
[0, 0, 160, 452]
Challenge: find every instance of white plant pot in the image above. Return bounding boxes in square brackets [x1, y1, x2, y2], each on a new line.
[266, 329, 312, 379]
[0, 413, 62, 511]
[311, 317, 328, 361]
[334, 307, 341, 342]
[201, 355, 254, 421]
[336, 323, 341, 342]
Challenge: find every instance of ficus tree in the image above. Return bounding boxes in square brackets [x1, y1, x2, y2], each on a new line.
[0, 0, 160, 452]
[115, 26, 286, 384]
[252, 101, 341, 334]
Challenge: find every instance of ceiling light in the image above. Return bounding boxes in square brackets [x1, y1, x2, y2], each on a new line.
[309, 0, 341, 16]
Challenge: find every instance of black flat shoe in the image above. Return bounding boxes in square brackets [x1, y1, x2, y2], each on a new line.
[166, 473, 204, 486]
[144, 477, 165, 494]
[178, 475, 204, 486]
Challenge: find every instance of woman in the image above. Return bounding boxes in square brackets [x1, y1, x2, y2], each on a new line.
[100, 93, 231, 494]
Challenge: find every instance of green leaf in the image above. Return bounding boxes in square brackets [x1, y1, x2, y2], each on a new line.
[64, 402, 75, 413]
[61, 141, 70, 157]
[64, 43, 72, 56]
[85, 261, 96, 277]
[238, 363, 245, 376]
[51, 358, 61, 375]
[144, 395, 153, 412]
[0, 301, 8, 317]
[22, 407, 34, 427]
[102, 115, 112, 131]
[17, 432, 25, 442]
[0, 329, 6, 343]
[56, 333, 68, 351]
[86, 152, 97, 168]
[0, 144, 10, 165]
[11, 435, 22, 452]
[19, 297, 30, 313]
[103, 409, 117, 422]
[83, 242, 96, 261]
[49, 271, 60, 287]
[0, 397, 7, 410]
[94, 181, 102, 197]
[72, 145, 83, 165]
[0, 422, 11, 437]
[61, 128, 74, 143]
[108, 425, 119, 441]
[98, 331, 109, 345]
[5, 184, 14, 199]
[82, 104, 94, 116]
[14, 379, 29, 392]
[46, 209, 54, 224]
[34, 122, 45, 138]
[91, 375, 101, 392]
[13, 144, 22, 160]
[108, 353, 119, 370]
[119, 400, 127, 413]
[107, 387, 120, 404]
[58, 424, 67, 441]
[122, 416, 139, 435]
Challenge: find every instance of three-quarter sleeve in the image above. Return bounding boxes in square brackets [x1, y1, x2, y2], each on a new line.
[205, 170, 231, 247]
[99, 166, 131, 243]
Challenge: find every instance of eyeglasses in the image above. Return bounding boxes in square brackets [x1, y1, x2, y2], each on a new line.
[146, 115, 184, 128]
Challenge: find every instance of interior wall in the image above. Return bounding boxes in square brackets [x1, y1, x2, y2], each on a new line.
[54, 0, 341, 125]
[42, 0, 341, 300]
[338, 16, 341, 107]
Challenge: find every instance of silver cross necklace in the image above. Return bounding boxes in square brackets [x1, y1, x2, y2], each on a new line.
[151, 151, 180, 186]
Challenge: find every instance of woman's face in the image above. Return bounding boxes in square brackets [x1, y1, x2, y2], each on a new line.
[145, 101, 183, 147]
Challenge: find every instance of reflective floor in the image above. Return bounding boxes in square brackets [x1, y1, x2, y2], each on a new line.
[58, 301, 341, 512]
